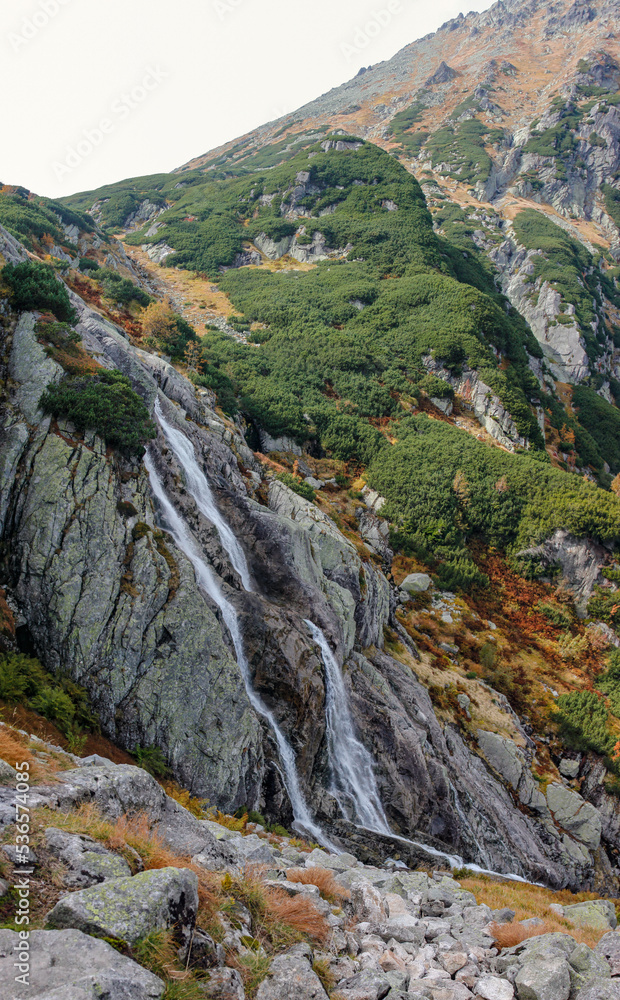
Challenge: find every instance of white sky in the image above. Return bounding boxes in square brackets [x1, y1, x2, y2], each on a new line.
[1, 0, 495, 199]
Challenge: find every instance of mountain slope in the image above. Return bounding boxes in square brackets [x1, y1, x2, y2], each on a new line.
[5, 0, 620, 894]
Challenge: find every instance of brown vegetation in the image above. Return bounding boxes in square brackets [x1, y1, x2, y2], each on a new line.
[286, 867, 350, 905]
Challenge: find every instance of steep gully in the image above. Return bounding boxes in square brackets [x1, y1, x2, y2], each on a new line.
[147, 400, 529, 880]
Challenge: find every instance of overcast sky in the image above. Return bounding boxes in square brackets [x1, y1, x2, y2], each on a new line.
[1, 0, 495, 199]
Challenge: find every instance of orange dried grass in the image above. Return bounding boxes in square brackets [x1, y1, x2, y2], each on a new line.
[263, 887, 329, 942]
[0, 727, 36, 771]
[286, 866, 350, 904]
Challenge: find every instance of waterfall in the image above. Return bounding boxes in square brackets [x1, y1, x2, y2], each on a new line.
[304, 620, 392, 835]
[305, 622, 536, 882]
[145, 416, 335, 849]
[147, 402, 534, 880]
[154, 400, 252, 591]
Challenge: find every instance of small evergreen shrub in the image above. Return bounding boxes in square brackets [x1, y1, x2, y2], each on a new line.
[134, 745, 169, 778]
[2, 261, 77, 323]
[436, 556, 489, 593]
[78, 257, 100, 272]
[275, 472, 316, 502]
[40, 370, 156, 455]
[554, 690, 613, 755]
[0, 652, 97, 736]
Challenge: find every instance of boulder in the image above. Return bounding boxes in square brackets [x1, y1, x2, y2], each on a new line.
[49, 765, 235, 866]
[563, 900, 617, 932]
[255, 944, 329, 999]
[558, 759, 580, 779]
[180, 927, 225, 969]
[546, 783, 602, 849]
[568, 941, 611, 994]
[596, 931, 620, 975]
[475, 976, 514, 999]
[576, 983, 620, 1000]
[305, 849, 358, 872]
[514, 956, 571, 1000]
[400, 574, 432, 595]
[45, 826, 132, 887]
[204, 967, 246, 998]
[351, 883, 388, 923]
[45, 866, 198, 946]
[0, 927, 164, 998]
[336, 967, 393, 999]
[2, 844, 38, 868]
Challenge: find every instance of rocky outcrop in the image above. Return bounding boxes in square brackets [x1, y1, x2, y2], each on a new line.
[489, 239, 591, 385]
[46, 866, 199, 947]
[422, 356, 529, 450]
[0, 928, 165, 999]
[515, 529, 611, 613]
[2, 220, 620, 888]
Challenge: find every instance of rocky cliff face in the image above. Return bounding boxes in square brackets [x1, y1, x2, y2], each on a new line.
[2, 220, 619, 893]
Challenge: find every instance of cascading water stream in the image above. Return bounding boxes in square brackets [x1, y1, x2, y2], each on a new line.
[144, 409, 336, 849]
[154, 400, 251, 591]
[304, 620, 391, 835]
[148, 401, 535, 880]
[305, 621, 533, 882]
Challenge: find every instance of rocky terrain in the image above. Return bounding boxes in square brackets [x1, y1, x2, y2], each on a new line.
[2, 730, 620, 1000]
[6, 0, 620, 996]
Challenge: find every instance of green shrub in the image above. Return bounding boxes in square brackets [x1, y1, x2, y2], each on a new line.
[0, 654, 48, 702]
[596, 649, 620, 717]
[98, 268, 151, 308]
[2, 261, 77, 323]
[587, 586, 620, 628]
[79, 257, 100, 272]
[40, 370, 156, 455]
[554, 690, 614, 755]
[0, 653, 97, 736]
[31, 687, 76, 731]
[537, 601, 573, 629]
[134, 745, 169, 778]
[436, 556, 489, 592]
[275, 472, 316, 502]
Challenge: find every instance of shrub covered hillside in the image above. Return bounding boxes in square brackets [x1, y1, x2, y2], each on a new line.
[60, 138, 620, 582]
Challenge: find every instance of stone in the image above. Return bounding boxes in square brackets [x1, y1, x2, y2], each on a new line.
[475, 980, 514, 1000]
[400, 574, 432, 594]
[577, 984, 620, 1000]
[0, 759, 17, 784]
[2, 843, 38, 868]
[336, 968, 393, 1000]
[180, 927, 225, 969]
[351, 883, 388, 923]
[45, 826, 132, 887]
[558, 758, 580, 779]
[442, 952, 469, 975]
[305, 848, 358, 871]
[568, 941, 611, 993]
[514, 956, 571, 1000]
[204, 967, 246, 998]
[45, 866, 199, 947]
[377, 915, 423, 945]
[0, 878, 8, 897]
[0, 927, 164, 998]
[256, 947, 329, 999]
[596, 931, 620, 975]
[492, 909, 516, 924]
[546, 783, 602, 849]
[477, 730, 523, 790]
[563, 900, 617, 932]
